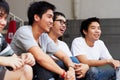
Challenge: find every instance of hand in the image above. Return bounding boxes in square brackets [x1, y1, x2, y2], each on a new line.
[2, 56, 24, 71]
[108, 59, 120, 69]
[74, 63, 89, 78]
[21, 53, 35, 66]
[64, 67, 75, 80]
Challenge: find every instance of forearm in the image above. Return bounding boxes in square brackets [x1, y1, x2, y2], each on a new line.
[0, 53, 18, 66]
[83, 59, 109, 67]
[37, 53, 65, 75]
[55, 50, 74, 68]
[77, 55, 112, 67]
[62, 55, 75, 68]
[0, 56, 7, 66]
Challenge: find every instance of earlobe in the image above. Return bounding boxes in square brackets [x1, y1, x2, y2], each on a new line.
[34, 14, 40, 21]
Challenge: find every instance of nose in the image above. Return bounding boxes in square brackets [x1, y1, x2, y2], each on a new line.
[0, 18, 7, 26]
[49, 18, 53, 27]
[95, 29, 101, 33]
[62, 24, 66, 29]
[50, 18, 53, 23]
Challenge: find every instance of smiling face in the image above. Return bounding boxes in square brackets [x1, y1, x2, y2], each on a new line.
[51, 15, 67, 38]
[35, 9, 54, 33]
[0, 10, 7, 32]
[83, 21, 101, 42]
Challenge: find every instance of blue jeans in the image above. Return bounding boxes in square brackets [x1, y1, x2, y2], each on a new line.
[85, 67, 116, 80]
[70, 57, 116, 80]
[33, 57, 116, 80]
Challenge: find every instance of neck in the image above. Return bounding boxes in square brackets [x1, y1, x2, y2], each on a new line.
[84, 37, 95, 47]
[32, 23, 43, 42]
[48, 32, 59, 44]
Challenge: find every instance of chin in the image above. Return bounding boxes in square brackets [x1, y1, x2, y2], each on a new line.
[45, 30, 50, 33]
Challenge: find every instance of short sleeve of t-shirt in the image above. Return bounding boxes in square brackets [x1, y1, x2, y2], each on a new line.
[39, 33, 59, 55]
[0, 34, 14, 56]
[99, 41, 112, 59]
[58, 40, 72, 57]
[10, 26, 38, 55]
[71, 37, 86, 56]
[71, 37, 112, 60]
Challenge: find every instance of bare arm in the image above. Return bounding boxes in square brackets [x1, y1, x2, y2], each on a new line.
[0, 54, 24, 70]
[76, 55, 120, 68]
[77, 55, 110, 67]
[54, 50, 75, 68]
[28, 46, 65, 76]
[54, 50, 75, 79]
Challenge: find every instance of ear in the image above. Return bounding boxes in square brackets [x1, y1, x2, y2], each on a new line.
[83, 30, 87, 35]
[34, 14, 40, 21]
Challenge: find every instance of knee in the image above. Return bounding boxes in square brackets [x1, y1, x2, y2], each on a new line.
[87, 67, 99, 75]
[22, 65, 33, 80]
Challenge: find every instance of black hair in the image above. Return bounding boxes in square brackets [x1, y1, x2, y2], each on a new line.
[0, 0, 9, 15]
[28, 1, 56, 25]
[53, 12, 66, 41]
[53, 11, 65, 21]
[80, 17, 100, 38]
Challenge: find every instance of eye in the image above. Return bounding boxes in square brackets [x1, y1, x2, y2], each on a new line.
[91, 26, 95, 29]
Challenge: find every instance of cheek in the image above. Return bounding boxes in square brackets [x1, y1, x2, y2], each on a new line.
[99, 30, 102, 34]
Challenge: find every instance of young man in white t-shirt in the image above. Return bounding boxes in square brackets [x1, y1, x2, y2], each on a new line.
[71, 17, 120, 80]
[48, 11, 101, 80]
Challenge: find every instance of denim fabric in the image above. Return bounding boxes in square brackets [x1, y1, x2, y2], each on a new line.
[116, 67, 120, 80]
[85, 67, 116, 80]
[32, 62, 57, 80]
[32, 61, 67, 80]
[32, 57, 116, 80]
[70, 57, 80, 63]
[70, 57, 116, 80]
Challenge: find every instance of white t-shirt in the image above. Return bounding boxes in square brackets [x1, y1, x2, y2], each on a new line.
[51, 40, 73, 60]
[57, 40, 72, 57]
[71, 37, 112, 60]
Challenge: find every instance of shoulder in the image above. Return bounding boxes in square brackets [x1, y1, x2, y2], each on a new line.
[73, 37, 83, 41]
[40, 33, 51, 40]
[16, 25, 31, 33]
[96, 40, 105, 44]
[72, 37, 84, 44]
[14, 25, 32, 37]
[58, 40, 67, 46]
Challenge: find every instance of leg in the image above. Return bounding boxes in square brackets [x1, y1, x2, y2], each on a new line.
[4, 65, 33, 80]
[0, 67, 6, 80]
[70, 57, 79, 64]
[97, 67, 116, 80]
[55, 60, 67, 80]
[85, 67, 116, 80]
[85, 67, 99, 80]
[32, 62, 56, 80]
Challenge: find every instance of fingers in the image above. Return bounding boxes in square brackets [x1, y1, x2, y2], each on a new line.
[65, 67, 75, 80]
[21, 53, 35, 66]
[74, 63, 88, 78]
[65, 72, 75, 80]
[77, 74, 83, 78]
[9, 57, 24, 70]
